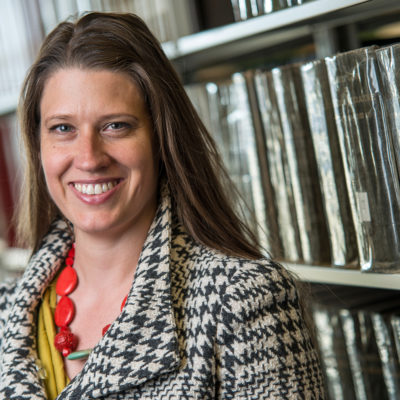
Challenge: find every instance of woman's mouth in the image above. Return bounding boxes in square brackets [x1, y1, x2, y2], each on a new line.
[73, 180, 119, 195]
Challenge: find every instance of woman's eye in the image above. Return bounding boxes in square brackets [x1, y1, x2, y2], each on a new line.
[50, 124, 73, 133]
[106, 122, 130, 131]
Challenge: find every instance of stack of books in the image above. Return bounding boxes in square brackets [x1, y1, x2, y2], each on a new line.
[186, 43, 400, 272]
[312, 285, 400, 400]
[230, 0, 312, 21]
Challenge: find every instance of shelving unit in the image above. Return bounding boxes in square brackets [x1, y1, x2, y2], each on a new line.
[3, 0, 400, 114]
[163, 0, 400, 71]
[174, 0, 400, 290]
[163, 0, 368, 59]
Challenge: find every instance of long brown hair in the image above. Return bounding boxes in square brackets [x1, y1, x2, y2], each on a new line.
[17, 12, 262, 259]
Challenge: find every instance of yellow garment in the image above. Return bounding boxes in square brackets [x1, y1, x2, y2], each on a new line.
[37, 280, 69, 399]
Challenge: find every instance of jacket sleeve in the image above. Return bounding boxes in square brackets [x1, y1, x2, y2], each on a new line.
[216, 260, 325, 399]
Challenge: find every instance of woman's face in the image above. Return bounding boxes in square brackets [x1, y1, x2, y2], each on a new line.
[40, 68, 158, 240]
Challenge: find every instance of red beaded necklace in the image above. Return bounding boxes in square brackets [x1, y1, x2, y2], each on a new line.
[54, 245, 128, 358]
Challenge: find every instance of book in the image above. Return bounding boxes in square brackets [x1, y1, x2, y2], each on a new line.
[371, 312, 400, 400]
[243, 71, 283, 258]
[312, 305, 356, 399]
[186, 78, 278, 255]
[215, 73, 277, 254]
[325, 46, 400, 272]
[389, 314, 400, 364]
[253, 69, 302, 262]
[300, 59, 358, 268]
[230, 0, 250, 21]
[376, 44, 400, 178]
[312, 283, 400, 400]
[271, 63, 330, 264]
[342, 308, 389, 400]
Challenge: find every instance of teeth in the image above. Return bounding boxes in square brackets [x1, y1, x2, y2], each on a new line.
[74, 181, 117, 195]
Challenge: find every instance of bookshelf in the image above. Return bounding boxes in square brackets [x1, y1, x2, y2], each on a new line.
[163, 0, 400, 70]
[163, 0, 369, 59]
[182, 0, 400, 290]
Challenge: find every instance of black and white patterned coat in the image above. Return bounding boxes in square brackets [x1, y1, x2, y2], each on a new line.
[0, 189, 325, 399]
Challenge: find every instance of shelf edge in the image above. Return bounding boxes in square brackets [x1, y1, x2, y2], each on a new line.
[283, 262, 400, 290]
[163, 0, 369, 59]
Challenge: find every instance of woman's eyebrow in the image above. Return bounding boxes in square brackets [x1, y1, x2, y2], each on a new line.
[43, 114, 73, 125]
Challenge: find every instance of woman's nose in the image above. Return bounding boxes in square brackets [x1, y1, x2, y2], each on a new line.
[73, 129, 110, 172]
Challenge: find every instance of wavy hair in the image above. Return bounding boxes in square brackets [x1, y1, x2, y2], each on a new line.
[17, 12, 262, 258]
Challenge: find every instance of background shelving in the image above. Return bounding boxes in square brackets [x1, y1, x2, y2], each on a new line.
[163, 0, 369, 60]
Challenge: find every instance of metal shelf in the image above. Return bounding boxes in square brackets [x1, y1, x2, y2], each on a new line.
[162, 0, 370, 60]
[284, 263, 400, 290]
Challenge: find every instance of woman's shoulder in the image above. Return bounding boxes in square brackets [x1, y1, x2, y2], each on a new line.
[184, 242, 298, 300]
[200, 244, 294, 283]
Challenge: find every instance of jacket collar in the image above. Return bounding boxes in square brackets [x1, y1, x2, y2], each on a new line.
[1, 185, 181, 399]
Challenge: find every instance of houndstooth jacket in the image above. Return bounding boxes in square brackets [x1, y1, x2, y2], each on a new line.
[0, 188, 325, 399]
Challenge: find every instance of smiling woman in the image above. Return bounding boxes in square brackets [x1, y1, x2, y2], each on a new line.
[0, 12, 325, 400]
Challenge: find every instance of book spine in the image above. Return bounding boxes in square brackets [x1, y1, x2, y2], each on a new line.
[244, 70, 283, 258]
[271, 64, 330, 264]
[300, 59, 358, 267]
[340, 309, 370, 400]
[376, 45, 400, 179]
[253, 70, 302, 261]
[389, 315, 400, 364]
[371, 313, 400, 400]
[312, 306, 356, 399]
[186, 79, 275, 254]
[223, 73, 273, 252]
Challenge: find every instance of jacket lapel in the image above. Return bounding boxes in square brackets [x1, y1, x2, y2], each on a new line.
[59, 186, 181, 399]
[0, 220, 72, 399]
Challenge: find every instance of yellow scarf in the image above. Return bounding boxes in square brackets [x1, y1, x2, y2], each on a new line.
[37, 279, 69, 399]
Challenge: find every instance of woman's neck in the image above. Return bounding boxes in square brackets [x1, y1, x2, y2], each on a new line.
[72, 220, 152, 293]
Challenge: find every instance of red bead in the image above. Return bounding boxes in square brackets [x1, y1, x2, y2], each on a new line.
[102, 324, 111, 336]
[56, 266, 78, 296]
[55, 295, 75, 327]
[65, 257, 74, 266]
[121, 295, 128, 311]
[68, 247, 75, 258]
[54, 327, 78, 355]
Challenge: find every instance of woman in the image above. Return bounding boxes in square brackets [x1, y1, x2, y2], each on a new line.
[0, 12, 325, 399]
